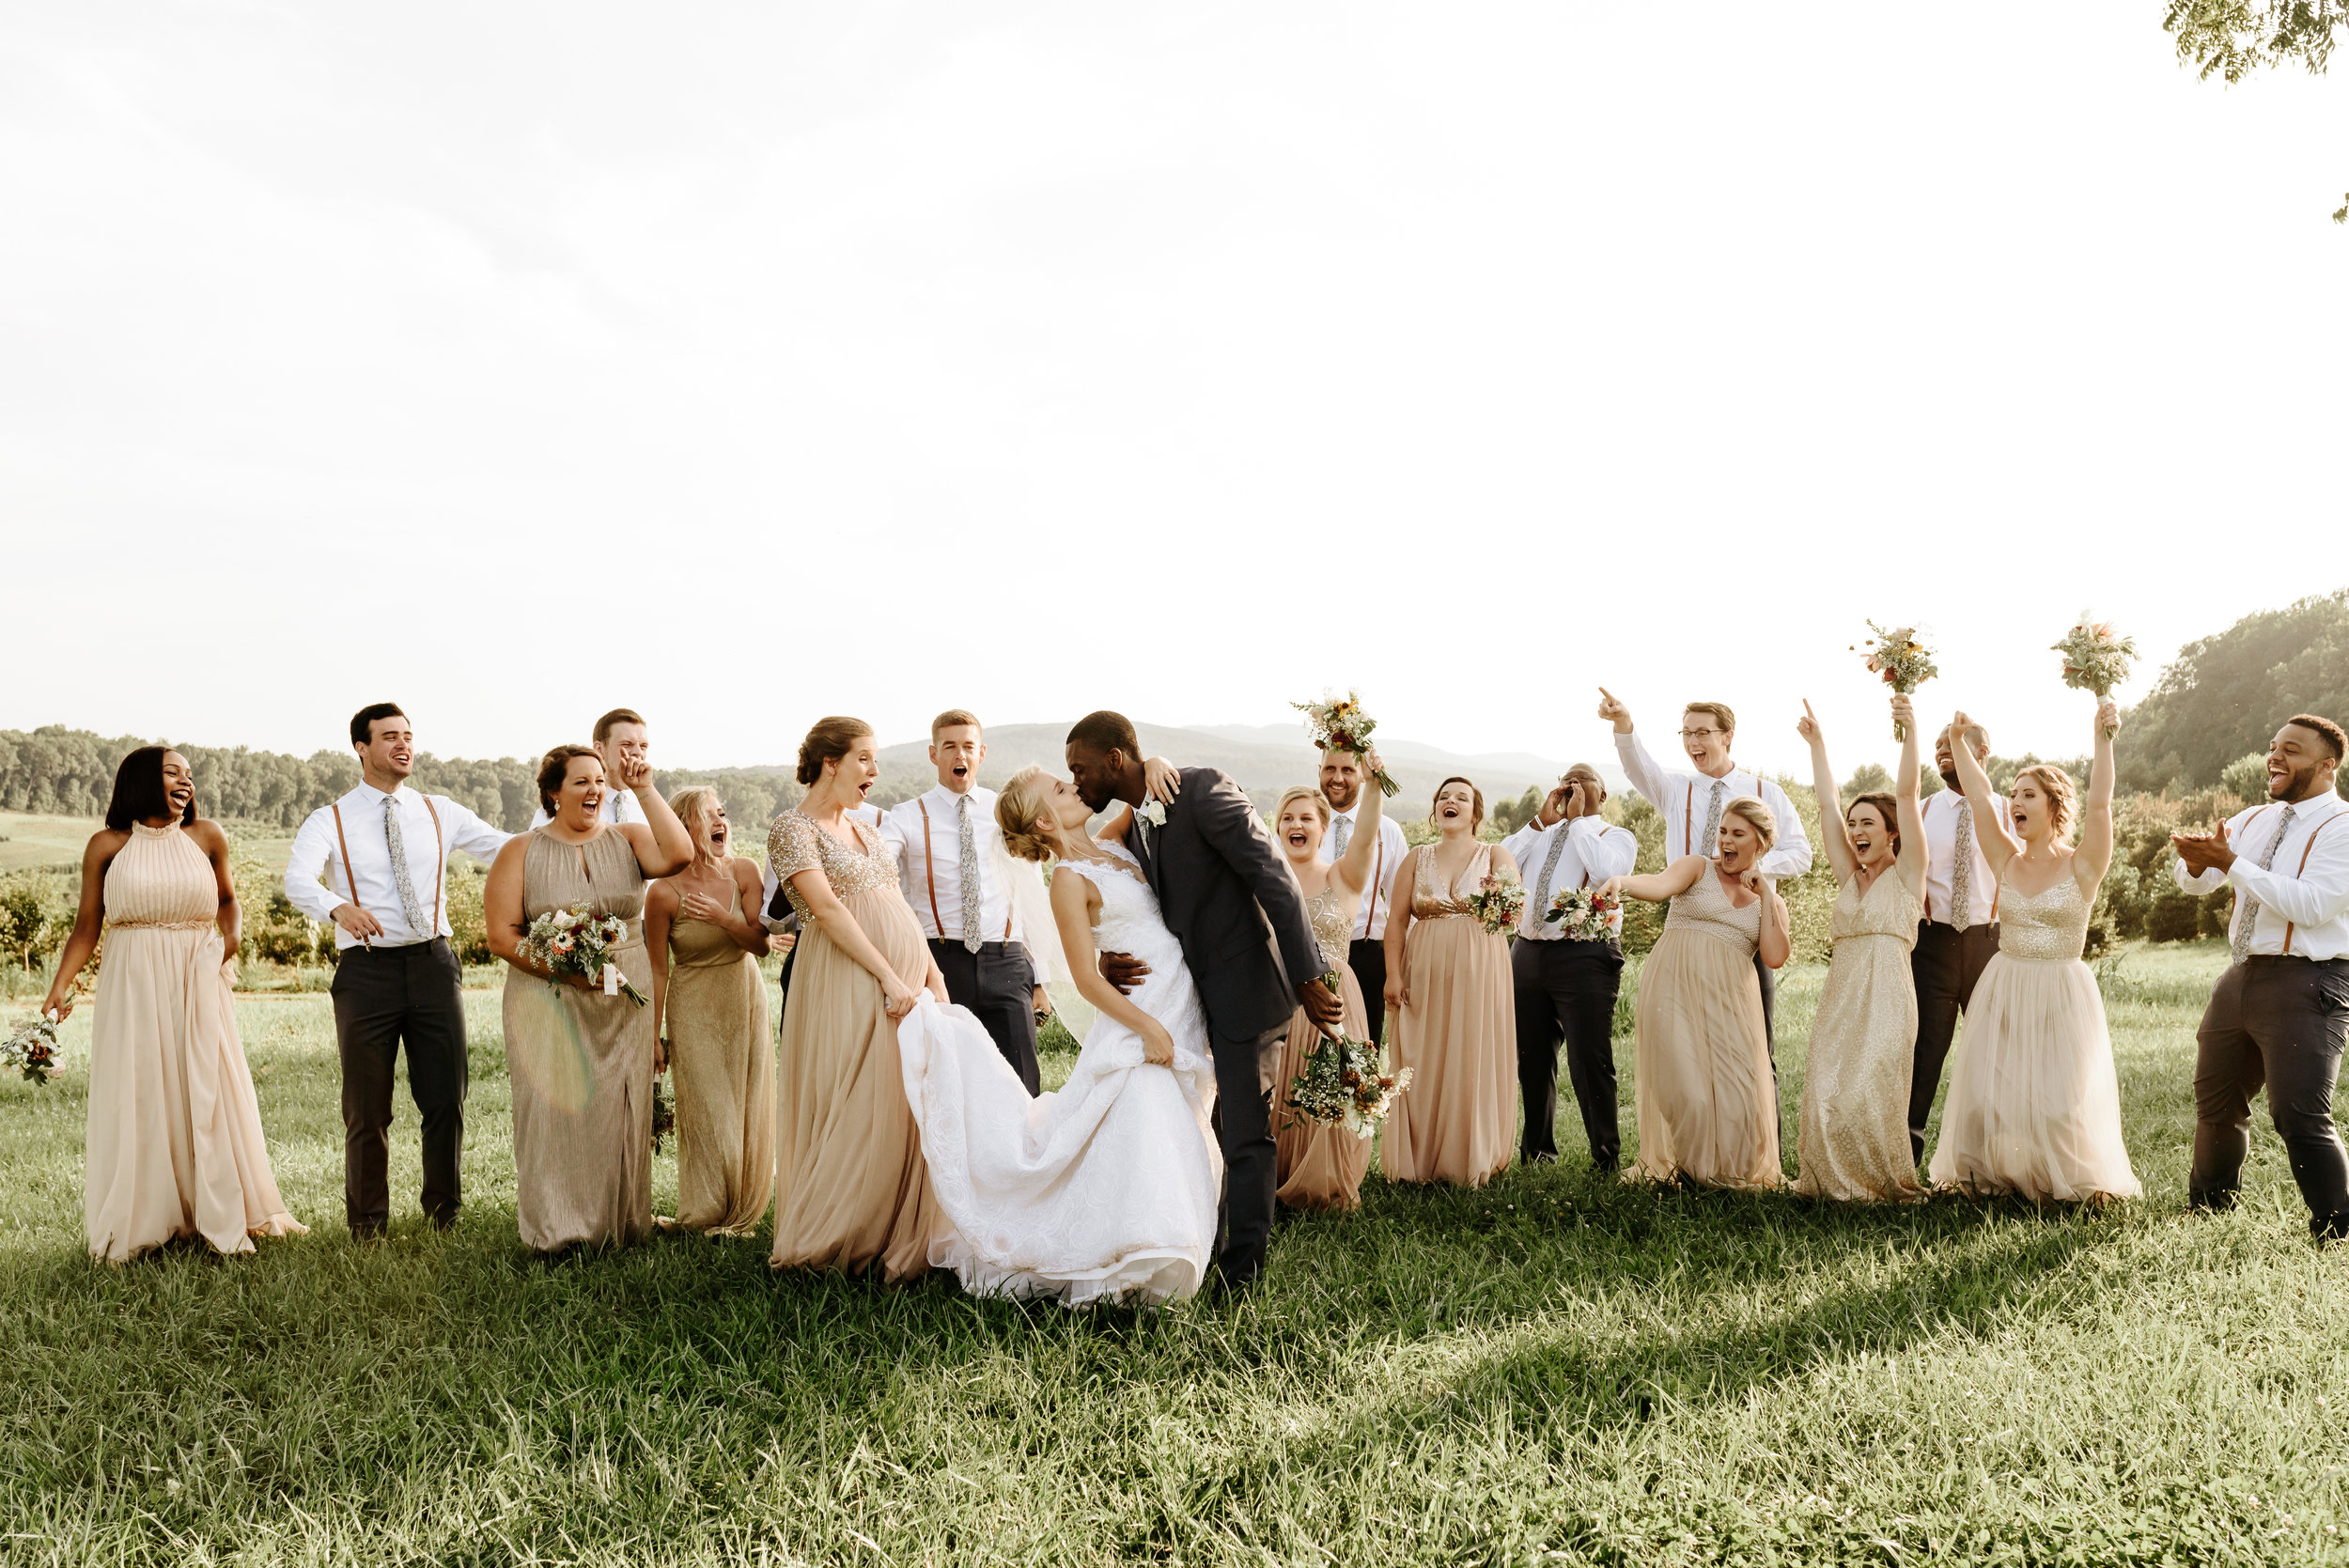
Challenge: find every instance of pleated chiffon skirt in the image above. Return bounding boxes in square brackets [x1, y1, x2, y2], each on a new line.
[1382, 917, 1516, 1188]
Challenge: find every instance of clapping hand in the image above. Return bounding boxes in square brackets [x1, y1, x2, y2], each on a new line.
[1796, 699, 1822, 746]
[2171, 819, 2234, 875]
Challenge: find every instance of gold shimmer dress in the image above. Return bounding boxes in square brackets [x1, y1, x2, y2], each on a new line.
[1272, 877, 1373, 1211]
[1382, 844, 1517, 1188]
[84, 822, 305, 1262]
[664, 881, 775, 1234]
[767, 810, 941, 1281]
[1628, 861, 1783, 1189]
[505, 828, 656, 1251]
[1792, 870, 1925, 1201]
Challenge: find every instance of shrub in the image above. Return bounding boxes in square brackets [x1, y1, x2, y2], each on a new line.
[0, 870, 73, 970]
[444, 860, 493, 965]
[2219, 752, 2271, 801]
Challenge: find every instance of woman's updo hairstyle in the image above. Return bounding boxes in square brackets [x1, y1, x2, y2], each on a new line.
[1274, 785, 1331, 831]
[995, 766, 1058, 863]
[2013, 764, 2077, 842]
[797, 716, 873, 787]
[1721, 795, 1778, 850]
[537, 744, 600, 817]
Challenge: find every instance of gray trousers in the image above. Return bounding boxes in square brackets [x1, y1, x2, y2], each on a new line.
[2189, 956, 2349, 1236]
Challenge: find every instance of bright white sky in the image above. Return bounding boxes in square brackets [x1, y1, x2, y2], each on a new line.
[4, 4, 2342, 780]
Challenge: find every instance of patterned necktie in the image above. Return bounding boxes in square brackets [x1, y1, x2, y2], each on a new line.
[2231, 804, 2296, 965]
[1950, 800, 1974, 932]
[957, 793, 983, 954]
[1330, 811, 1352, 860]
[1532, 819, 1572, 936]
[383, 794, 430, 939]
[1700, 780, 1726, 859]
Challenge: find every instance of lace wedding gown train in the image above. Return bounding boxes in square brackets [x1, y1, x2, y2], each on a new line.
[897, 844, 1222, 1306]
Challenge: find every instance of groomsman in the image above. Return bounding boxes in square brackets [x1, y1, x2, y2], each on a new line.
[1907, 717, 2004, 1165]
[2174, 713, 2349, 1238]
[879, 710, 1049, 1094]
[1502, 765, 1639, 1168]
[1600, 689, 1812, 1048]
[529, 708, 649, 828]
[1314, 745, 1409, 1045]
[285, 704, 509, 1238]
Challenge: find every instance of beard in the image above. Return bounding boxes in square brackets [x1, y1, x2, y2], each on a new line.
[2273, 762, 2318, 801]
[1937, 766, 1962, 793]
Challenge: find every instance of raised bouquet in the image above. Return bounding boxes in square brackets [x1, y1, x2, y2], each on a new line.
[1292, 690, 1400, 798]
[522, 905, 648, 1007]
[2052, 613, 2137, 738]
[1465, 875, 1526, 936]
[1, 1014, 60, 1085]
[1544, 885, 1620, 942]
[1286, 973, 1412, 1140]
[1859, 622, 1938, 739]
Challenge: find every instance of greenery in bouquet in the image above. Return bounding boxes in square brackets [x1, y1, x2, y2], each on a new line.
[1465, 876, 1525, 936]
[1858, 622, 1937, 739]
[1286, 976, 1412, 1139]
[2053, 612, 2138, 737]
[1, 1014, 59, 1085]
[1544, 885, 1620, 942]
[1292, 691, 1400, 798]
[521, 906, 649, 1007]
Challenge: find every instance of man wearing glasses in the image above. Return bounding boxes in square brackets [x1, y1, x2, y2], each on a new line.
[1597, 689, 1813, 1056]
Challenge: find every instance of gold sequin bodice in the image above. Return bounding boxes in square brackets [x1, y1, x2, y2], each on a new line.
[1664, 861, 1762, 957]
[1303, 878, 1360, 969]
[1831, 871, 1921, 950]
[767, 810, 899, 921]
[1411, 843, 1504, 922]
[1993, 862, 2091, 963]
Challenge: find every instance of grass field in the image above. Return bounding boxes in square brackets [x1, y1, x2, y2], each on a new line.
[1, 939, 2344, 1565]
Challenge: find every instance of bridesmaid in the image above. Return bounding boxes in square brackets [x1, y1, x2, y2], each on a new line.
[45, 747, 306, 1261]
[1269, 749, 1389, 1211]
[1599, 795, 1790, 1188]
[768, 717, 950, 1281]
[486, 743, 694, 1252]
[1381, 777, 1518, 1188]
[646, 786, 777, 1236]
[1791, 696, 1928, 1201]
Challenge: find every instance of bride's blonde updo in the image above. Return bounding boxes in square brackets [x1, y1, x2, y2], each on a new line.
[996, 765, 1059, 863]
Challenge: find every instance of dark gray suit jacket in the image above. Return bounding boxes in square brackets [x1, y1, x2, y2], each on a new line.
[1123, 767, 1323, 1044]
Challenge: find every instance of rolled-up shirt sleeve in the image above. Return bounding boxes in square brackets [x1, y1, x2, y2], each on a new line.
[283, 810, 343, 925]
[2228, 833, 2349, 929]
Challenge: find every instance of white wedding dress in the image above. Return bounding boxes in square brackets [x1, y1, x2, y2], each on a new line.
[895, 845, 1223, 1306]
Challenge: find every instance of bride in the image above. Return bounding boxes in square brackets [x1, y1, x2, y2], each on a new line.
[894, 764, 1221, 1306]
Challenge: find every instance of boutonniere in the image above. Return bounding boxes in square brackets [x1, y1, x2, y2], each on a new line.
[1140, 800, 1167, 828]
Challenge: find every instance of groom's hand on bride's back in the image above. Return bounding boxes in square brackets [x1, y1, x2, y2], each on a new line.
[1099, 951, 1149, 995]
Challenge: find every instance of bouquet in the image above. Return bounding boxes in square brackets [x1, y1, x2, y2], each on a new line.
[0, 1014, 59, 1085]
[1286, 973, 1412, 1140]
[1292, 690, 1400, 798]
[2052, 613, 2137, 738]
[1465, 875, 1526, 936]
[1544, 885, 1620, 942]
[1859, 622, 1938, 739]
[521, 905, 649, 1007]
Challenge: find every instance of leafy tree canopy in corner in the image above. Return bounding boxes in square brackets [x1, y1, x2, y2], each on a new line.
[2165, 0, 2349, 220]
[2120, 589, 2349, 793]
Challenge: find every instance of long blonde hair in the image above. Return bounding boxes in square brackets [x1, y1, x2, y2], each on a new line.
[667, 785, 727, 866]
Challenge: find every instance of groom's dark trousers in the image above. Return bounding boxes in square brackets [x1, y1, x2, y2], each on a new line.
[330, 937, 468, 1235]
[930, 939, 1041, 1095]
[2189, 955, 2349, 1237]
[1126, 767, 1324, 1293]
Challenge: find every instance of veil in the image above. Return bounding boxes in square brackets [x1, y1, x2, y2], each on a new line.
[991, 834, 1069, 985]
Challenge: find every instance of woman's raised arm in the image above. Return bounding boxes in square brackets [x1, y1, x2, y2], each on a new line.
[2077, 699, 2120, 893]
[1333, 749, 1388, 897]
[1891, 695, 1929, 901]
[1947, 711, 2015, 877]
[1798, 701, 1856, 885]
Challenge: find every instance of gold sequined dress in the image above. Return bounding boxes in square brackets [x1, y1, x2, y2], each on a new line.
[1383, 844, 1517, 1188]
[1792, 870, 1925, 1201]
[664, 880, 775, 1235]
[767, 810, 941, 1280]
[1272, 877, 1373, 1210]
[1628, 861, 1783, 1188]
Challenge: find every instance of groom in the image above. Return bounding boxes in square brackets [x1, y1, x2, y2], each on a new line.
[1066, 710, 1339, 1294]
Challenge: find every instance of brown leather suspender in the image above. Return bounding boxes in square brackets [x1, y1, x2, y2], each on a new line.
[916, 798, 1012, 944]
[330, 793, 446, 942]
[2283, 813, 2340, 957]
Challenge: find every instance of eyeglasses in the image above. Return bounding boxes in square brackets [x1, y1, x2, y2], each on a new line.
[1677, 727, 1722, 741]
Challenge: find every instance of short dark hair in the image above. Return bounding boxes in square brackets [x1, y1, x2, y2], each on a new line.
[593, 708, 646, 746]
[2285, 714, 2347, 764]
[1066, 710, 1140, 760]
[537, 744, 602, 817]
[105, 746, 195, 832]
[350, 703, 406, 749]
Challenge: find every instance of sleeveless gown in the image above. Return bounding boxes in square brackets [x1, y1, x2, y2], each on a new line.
[664, 880, 775, 1235]
[1927, 863, 2140, 1202]
[1272, 877, 1374, 1210]
[505, 827, 657, 1250]
[1629, 861, 1782, 1188]
[897, 844, 1222, 1305]
[1383, 843, 1517, 1188]
[1792, 870, 1925, 1201]
[767, 810, 942, 1281]
[84, 822, 304, 1261]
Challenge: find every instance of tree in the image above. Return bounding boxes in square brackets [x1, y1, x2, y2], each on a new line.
[2120, 590, 2349, 793]
[2165, 0, 2349, 220]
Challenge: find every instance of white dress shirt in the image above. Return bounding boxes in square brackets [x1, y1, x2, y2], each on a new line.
[1920, 788, 2000, 927]
[1615, 731, 1813, 881]
[2174, 791, 2349, 961]
[879, 784, 1022, 947]
[528, 788, 646, 831]
[286, 783, 511, 950]
[1501, 815, 1641, 939]
[1314, 799, 1410, 941]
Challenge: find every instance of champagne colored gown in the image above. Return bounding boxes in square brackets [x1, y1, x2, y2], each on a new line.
[767, 810, 942, 1281]
[505, 828, 656, 1251]
[664, 881, 775, 1235]
[1792, 870, 1925, 1201]
[1629, 861, 1783, 1189]
[1383, 844, 1517, 1188]
[1927, 863, 2140, 1202]
[1272, 876, 1373, 1211]
[84, 822, 305, 1262]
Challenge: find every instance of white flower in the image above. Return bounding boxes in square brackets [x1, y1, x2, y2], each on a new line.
[1140, 800, 1167, 828]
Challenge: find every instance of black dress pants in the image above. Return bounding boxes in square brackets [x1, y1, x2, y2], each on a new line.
[330, 938, 469, 1234]
[1907, 919, 2000, 1165]
[1209, 1023, 1287, 1291]
[2190, 956, 2349, 1236]
[1347, 938, 1390, 1046]
[930, 939, 1040, 1095]
[1511, 937, 1624, 1167]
